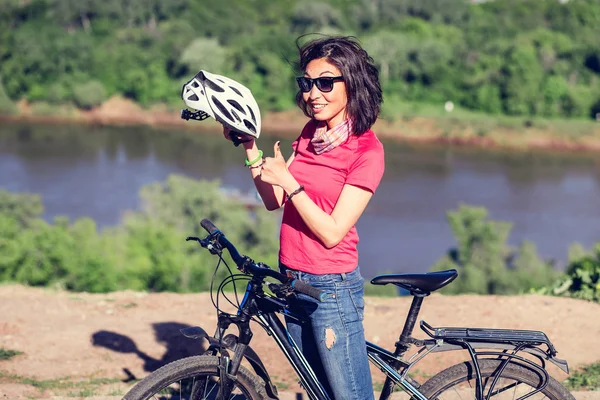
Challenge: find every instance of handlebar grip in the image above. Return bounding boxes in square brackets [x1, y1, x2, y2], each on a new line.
[200, 219, 219, 235]
[291, 280, 327, 302]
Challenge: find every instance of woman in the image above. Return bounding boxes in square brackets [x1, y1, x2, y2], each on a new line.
[224, 35, 384, 399]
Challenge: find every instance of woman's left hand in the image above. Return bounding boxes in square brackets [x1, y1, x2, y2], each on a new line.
[260, 141, 289, 187]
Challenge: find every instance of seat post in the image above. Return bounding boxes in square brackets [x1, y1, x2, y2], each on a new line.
[379, 292, 428, 400]
[394, 293, 427, 355]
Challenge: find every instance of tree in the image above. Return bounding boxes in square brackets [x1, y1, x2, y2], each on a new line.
[364, 31, 408, 84]
[431, 205, 557, 295]
[0, 76, 16, 115]
[432, 205, 512, 294]
[501, 43, 544, 116]
[179, 38, 228, 76]
[291, 1, 344, 33]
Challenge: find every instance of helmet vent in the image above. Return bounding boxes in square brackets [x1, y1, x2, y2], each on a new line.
[204, 78, 225, 93]
[227, 100, 245, 114]
[247, 106, 256, 123]
[188, 94, 199, 102]
[231, 109, 241, 122]
[211, 96, 233, 122]
[229, 86, 243, 96]
[243, 120, 256, 134]
[191, 81, 200, 88]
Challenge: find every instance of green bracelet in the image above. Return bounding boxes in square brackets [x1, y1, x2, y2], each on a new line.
[245, 150, 263, 167]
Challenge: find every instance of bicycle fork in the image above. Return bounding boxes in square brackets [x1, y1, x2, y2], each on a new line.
[212, 313, 254, 400]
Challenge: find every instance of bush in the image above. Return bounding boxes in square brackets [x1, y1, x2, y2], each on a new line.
[538, 244, 600, 302]
[0, 189, 43, 226]
[0, 176, 280, 293]
[72, 81, 107, 110]
[47, 82, 72, 104]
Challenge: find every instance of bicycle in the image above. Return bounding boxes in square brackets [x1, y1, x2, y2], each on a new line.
[123, 219, 576, 400]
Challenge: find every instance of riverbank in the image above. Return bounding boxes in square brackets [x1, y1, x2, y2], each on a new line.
[2, 96, 600, 154]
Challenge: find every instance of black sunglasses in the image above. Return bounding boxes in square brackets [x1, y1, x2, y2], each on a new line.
[296, 76, 344, 93]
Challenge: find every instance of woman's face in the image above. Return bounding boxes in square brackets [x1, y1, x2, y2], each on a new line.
[302, 58, 348, 129]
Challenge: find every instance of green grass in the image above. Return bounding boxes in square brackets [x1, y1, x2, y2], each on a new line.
[565, 361, 600, 391]
[0, 348, 24, 360]
[0, 371, 122, 394]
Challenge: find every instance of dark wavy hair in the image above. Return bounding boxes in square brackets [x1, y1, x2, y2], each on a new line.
[295, 35, 382, 136]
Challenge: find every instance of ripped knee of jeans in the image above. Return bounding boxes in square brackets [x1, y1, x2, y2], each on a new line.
[324, 327, 336, 350]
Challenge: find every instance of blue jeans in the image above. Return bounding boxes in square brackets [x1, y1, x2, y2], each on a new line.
[280, 265, 374, 400]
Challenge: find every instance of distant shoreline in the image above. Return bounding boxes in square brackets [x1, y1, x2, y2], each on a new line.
[2, 96, 600, 155]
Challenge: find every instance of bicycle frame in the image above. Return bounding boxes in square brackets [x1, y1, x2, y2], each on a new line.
[185, 225, 571, 400]
[209, 277, 429, 400]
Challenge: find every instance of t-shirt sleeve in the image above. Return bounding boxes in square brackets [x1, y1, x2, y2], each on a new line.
[345, 139, 385, 193]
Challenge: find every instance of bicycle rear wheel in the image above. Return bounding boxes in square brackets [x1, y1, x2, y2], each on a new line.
[419, 359, 575, 399]
[123, 355, 272, 400]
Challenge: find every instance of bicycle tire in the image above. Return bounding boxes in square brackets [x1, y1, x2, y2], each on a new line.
[418, 359, 575, 399]
[123, 355, 272, 400]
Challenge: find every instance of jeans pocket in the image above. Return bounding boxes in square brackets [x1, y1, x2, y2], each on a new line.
[348, 286, 365, 321]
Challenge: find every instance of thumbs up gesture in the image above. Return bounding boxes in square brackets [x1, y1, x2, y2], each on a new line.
[260, 141, 288, 186]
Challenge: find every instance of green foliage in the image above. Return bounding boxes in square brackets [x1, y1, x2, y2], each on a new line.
[564, 361, 600, 391]
[72, 81, 107, 110]
[431, 205, 559, 295]
[178, 38, 228, 75]
[538, 243, 600, 302]
[1, 0, 599, 118]
[0, 347, 23, 360]
[0, 176, 280, 293]
[0, 189, 43, 226]
[502, 43, 544, 116]
[0, 76, 16, 115]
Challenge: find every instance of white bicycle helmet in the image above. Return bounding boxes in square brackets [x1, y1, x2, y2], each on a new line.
[181, 70, 261, 139]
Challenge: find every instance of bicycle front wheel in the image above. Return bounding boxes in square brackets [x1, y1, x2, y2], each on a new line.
[419, 359, 575, 399]
[123, 355, 272, 400]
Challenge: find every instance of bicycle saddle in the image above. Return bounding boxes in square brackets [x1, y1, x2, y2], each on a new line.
[370, 269, 458, 295]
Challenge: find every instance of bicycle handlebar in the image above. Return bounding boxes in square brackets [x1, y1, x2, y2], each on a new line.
[199, 218, 326, 302]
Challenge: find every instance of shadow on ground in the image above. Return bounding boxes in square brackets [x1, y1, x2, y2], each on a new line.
[92, 322, 208, 381]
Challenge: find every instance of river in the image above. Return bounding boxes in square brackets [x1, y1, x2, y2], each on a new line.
[1, 122, 599, 278]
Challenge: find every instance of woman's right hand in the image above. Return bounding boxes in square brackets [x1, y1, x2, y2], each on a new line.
[222, 126, 254, 149]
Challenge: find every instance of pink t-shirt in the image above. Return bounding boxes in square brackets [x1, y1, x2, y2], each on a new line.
[279, 120, 385, 274]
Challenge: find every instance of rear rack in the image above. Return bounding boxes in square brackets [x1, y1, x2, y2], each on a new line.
[420, 320, 557, 356]
[419, 320, 569, 399]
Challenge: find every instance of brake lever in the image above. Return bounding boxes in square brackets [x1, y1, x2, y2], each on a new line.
[267, 283, 296, 300]
[186, 236, 222, 255]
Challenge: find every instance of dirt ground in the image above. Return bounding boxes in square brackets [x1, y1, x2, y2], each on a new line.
[0, 284, 598, 399]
